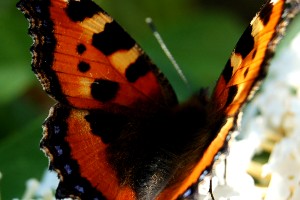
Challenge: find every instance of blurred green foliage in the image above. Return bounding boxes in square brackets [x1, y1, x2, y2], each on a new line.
[0, 0, 264, 199]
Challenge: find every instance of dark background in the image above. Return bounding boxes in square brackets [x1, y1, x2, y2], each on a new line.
[0, 0, 265, 198]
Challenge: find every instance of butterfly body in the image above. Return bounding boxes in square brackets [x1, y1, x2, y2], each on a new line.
[17, 0, 300, 199]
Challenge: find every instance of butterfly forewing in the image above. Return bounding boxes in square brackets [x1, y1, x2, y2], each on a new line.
[19, 0, 177, 112]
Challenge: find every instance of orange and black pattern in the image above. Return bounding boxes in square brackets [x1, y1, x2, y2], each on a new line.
[17, 0, 300, 199]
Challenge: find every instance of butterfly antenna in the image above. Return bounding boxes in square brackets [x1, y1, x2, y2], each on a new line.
[145, 17, 190, 89]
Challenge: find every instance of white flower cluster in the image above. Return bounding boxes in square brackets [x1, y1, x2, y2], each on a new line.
[256, 31, 300, 200]
[16, 170, 59, 200]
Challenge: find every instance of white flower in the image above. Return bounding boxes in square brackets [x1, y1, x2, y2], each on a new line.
[12, 170, 59, 200]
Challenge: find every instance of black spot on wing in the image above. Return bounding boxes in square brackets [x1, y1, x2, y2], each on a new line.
[77, 43, 86, 55]
[258, 1, 274, 26]
[66, 0, 103, 22]
[78, 61, 90, 72]
[85, 110, 128, 144]
[125, 55, 151, 82]
[92, 21, 135, 56]
[225, 85, 238, 107]
[91, 79, 119, 102]
[252, 49, 257, 59]
[243, 67, 249, 78]
[221, 60, 233, 83]
[235, 26, 254, 59]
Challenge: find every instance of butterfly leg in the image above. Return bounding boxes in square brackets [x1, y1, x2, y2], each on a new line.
[224, 158, 227, 185]
[209, 178, 215, 200]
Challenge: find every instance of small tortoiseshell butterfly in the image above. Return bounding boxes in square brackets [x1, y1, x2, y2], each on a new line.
[17, 0, 300, 199]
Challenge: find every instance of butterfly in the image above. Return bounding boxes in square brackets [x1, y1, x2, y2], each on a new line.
[17, 0, 300, 199]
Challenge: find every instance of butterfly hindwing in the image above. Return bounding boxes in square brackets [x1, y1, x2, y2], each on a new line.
[42, 104, 138, 199]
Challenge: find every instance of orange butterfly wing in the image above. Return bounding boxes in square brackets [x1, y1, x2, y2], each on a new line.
[160, 0, 300, 199]
[17, 0, 300, 199]
[22, 0, 177, 112]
